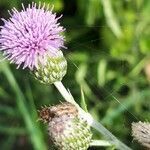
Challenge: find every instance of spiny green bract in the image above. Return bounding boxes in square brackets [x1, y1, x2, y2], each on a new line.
[34, 50, 67, 84]
[48, 116, 92, 150]
[38, 102, 92, 150]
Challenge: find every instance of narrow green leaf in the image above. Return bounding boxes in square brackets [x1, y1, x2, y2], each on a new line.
[80, 86, 88, 112]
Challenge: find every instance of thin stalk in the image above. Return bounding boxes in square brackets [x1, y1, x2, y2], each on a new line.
[90, 140, 112, 147]
[54, 81, 132, 150]
[54, 81, 78, 106]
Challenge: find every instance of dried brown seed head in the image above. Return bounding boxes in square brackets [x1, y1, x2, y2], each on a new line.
[38, 102, 78, 123]
[132, 121, 150, 148]
[38, 102, 92, 150]
[49, 102, 78, 118]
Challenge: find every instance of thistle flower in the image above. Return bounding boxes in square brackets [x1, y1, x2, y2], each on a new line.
[39, 102, 92, 150]
[0, 2, 65, 70]
[132, 121, 150, 148]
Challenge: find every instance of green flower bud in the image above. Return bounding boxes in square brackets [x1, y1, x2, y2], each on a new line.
[34, 50, 67, 84]
[38, 102, 92, 150]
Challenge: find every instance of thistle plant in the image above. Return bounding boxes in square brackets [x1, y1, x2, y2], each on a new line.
[0, 2, 132, 150]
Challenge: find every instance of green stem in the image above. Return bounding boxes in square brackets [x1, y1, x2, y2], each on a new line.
[90, 140, 112, 147]
[54, 81, 132, 150]
[54, 81, 79, 106]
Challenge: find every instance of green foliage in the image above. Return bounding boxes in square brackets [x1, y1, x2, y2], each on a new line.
[0, 0, 149, 150]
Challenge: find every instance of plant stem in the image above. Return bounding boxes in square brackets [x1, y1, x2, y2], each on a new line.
[54, 81, 132, 150]
[90, 140, 112, 147]
[54, 81, 79, 106]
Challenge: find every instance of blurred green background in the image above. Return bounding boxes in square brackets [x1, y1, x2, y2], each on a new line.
[0, 0, 150, 149]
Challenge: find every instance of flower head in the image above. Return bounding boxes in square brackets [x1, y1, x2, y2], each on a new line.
[0, 2, 65, 70]
[132, 121, 150, 148]
[38, 102, 92, 150]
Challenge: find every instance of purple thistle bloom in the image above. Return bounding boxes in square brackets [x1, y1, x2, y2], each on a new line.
[0, 2, 65, 70]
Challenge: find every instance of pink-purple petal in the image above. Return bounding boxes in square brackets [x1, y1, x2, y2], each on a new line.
[0, 3, 65, 70]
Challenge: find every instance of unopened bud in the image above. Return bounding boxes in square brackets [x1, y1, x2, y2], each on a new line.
[34, 50, 67, 84]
